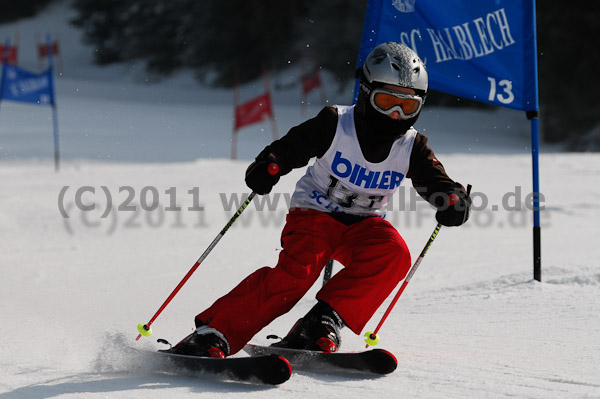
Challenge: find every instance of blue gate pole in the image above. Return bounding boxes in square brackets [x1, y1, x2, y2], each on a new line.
[529, 0, 541, 282]
[52, 100, 60, 171]
[530, 114, 541, 282]
[46, 33, 60, 172]
[0, 38, 11, 113]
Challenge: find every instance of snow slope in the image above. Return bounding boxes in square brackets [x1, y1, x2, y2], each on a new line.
[1, 2, 599, 398]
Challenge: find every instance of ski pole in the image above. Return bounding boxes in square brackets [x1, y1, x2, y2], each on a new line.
[364, 222, 441, 348]
[364, 184, 471, 347]
[136, 163, 280, 340]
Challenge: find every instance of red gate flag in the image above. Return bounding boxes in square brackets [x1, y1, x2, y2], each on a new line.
[234, 92, 273, 130]
[302, 71, 322, 95]
[0, 45, 18, 65]
[38, 41, 60, 58]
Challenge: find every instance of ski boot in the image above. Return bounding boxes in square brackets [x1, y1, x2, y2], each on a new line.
[272, 301, 344, 353]
[171, 325, 231, 358]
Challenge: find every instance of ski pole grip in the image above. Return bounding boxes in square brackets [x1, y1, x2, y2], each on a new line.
[267, 163, 280, 176]
[448, 183, 472, 205]
[448, 193, 459, 206]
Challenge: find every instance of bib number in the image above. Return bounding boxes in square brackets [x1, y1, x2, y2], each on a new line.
[327, 176, 385, 210]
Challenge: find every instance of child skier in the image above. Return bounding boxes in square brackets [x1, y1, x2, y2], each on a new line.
[173, 42, 471, 358]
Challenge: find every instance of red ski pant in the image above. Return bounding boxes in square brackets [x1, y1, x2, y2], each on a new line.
[196, 209, 411, 355]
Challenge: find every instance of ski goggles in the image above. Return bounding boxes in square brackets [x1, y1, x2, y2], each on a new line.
[369, 88, 424, 118]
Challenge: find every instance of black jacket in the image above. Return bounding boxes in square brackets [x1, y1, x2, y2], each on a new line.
[258, 106, 464, 219]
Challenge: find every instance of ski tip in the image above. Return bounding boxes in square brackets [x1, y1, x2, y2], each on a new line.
[277, 355, 293, 376]
[369, 349, 398, 374]
[260, 354, 292, 385]
[379, 349, 397, 365]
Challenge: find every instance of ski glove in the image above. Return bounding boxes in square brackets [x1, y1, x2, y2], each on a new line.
[435, 185, 471, 227]
[245, 149, 281, 195]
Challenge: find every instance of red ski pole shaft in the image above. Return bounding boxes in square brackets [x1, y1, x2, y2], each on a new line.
[366, 223, 441, 347]
[136, 163, 281, 340]
[136, 192, 257, 340]
[365, 184, 471, 347]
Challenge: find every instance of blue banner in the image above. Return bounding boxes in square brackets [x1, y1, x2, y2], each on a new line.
[357, 0, 538, 111]
[1, 64, 55, 106]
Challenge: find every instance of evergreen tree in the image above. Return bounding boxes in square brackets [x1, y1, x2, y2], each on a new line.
[293, 1, 366, 89]
[537, 4, 600, 146]
[0, 0, 56, 23]
[71, 0, 130, 64]
[71, 0, 302, 85]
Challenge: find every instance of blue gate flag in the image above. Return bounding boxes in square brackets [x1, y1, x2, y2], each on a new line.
[357, 1, 543, 280]
[0, 64, 55, 106]
[357, 0, 539, 112]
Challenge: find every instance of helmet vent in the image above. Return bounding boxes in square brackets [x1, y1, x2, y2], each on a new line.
[391, 63, 400, 71]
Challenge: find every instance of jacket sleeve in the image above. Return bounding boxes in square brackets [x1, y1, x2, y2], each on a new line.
[256, 106, 338, 175]
[407, 133, 466, 208]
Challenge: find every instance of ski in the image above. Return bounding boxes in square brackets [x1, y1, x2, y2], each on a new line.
[156, 349, 292, 385]
[243, 344, 397, 375]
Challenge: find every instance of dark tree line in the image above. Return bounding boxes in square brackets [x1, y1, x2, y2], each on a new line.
[2, 1, 598, 147]
[536, 5, 600, 147]
[0, 0, 55, 23]
[70, 0, 364, 90]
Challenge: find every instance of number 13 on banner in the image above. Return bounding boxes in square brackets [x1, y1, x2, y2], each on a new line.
[487, 77, 515, 105]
